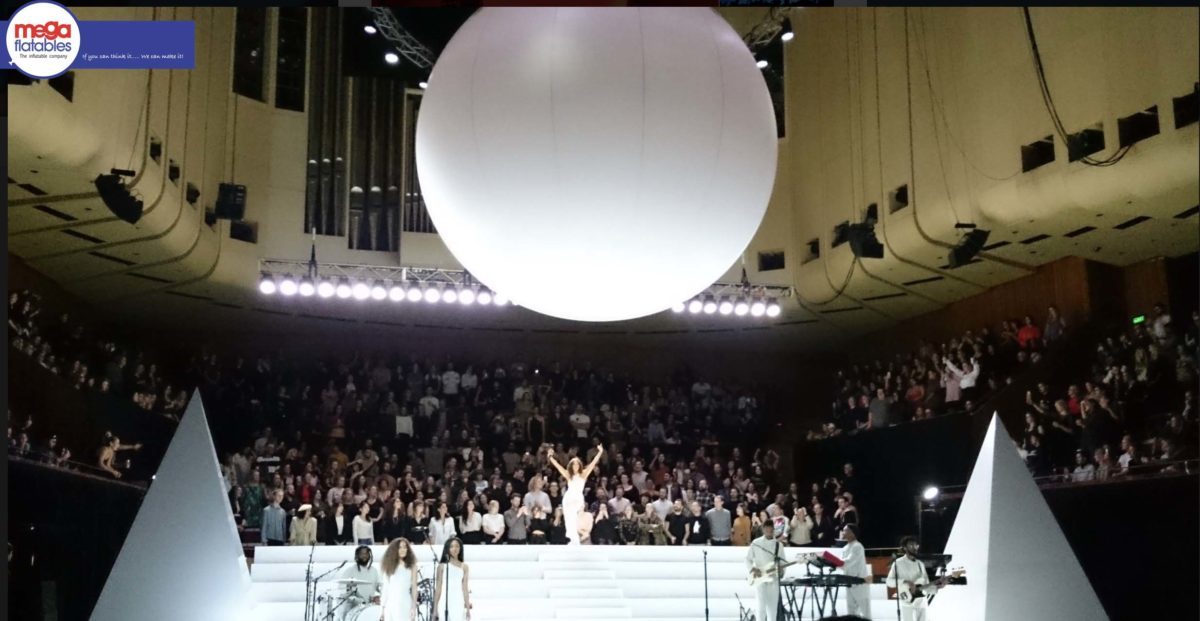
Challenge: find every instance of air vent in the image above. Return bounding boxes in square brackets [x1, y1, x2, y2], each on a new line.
[16, 182, 47, 196]
[126, 272, 170, 283]
[902, 275, 944, 286]
[1117, 106, 1159, 148]
[1067, 124, 1105, 162]
[803, 238, 820, 264]
[88, 251, 134, 266]
[34, 204, 77, 221]
[1174, 85, 1198, 129]
[1021, 135, 1055, 172]
[758, 250, 785, 272]
[164, 291, 213, 301]
[889, 185, 909, 213]
[1020, 234, 1052, 245]
[62, 229, 105, 244]
[1175, 205, 1199, 219]
[1064, 226, 1096, 238]
[832, 222, 850, 247]
[862, 292, 907, 302]
[982, 240, 1011, 251]
[820, 306, 864, 314]
[1114, 215, 1151, 230]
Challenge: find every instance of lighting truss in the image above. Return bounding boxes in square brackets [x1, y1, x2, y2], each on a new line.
[742, 8, 794, 50]
[261, 259, 474, 289]
[367, 7, 435, 70]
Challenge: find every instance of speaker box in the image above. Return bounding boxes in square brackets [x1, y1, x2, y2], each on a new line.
[215, 183, 247, 220]
[848, 223, 884, 259]
[94, 174, 144, 224]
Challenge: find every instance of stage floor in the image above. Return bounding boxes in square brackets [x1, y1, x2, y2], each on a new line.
[250, 544, 902, 620]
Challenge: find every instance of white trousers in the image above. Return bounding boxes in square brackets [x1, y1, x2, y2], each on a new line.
[754, 581, 780, 621]
[901, 599, 930, 621]
[845, 584, 871, 617]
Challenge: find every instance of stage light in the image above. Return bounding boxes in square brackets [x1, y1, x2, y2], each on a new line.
[298, 277, 315, 297]
[492, 292, 509, 307]
[352, 282, 371, 300]
[923, 486, 940, 501]
[423, 287, 440, 304]
[415, 9, 776, 322]
[477, 290, 493, 306]
[718, 297, 734, 315]
[317, 280, 336, 298]
[384, 52, 400, 65]
[370, 281, 388, 300]
[419, 81, 428, 89]
[750, 300, 766, 317]
[459, 288, 476, 305]
[781, 18, 794, 42]
[688, 299, 703, 314]
[363, 24, 377, 35]
[442, 288, 459, 304]
[756, 59, 768, 69]
[671, 301, 686, 313]
[335, 279, 353, 299]
[258, 274, 277, 295]
[406, 287, 423, 302]
[703, 297, 717, 314]
[766, 299, 781, 317]
[389, 284, 406, 301]
[734, 299, 750, 316]
[278, 275, 298, 296]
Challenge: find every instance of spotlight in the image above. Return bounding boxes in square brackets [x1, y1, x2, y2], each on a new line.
[406, 287, 423, 303]
[352, 282, 371, 300]
[671, 301, 686, 313]
[278, 274, 298, 296]
[389, 284, 405, 301]
[459, 288, 476, 305]
[734, 299, 750, 316]
[423, 287, 440, 304]
[756, 59, 768, 69]
[718, 297, 734, 315]
[766, 299, 782, 318]
[317, 280, 336, 298]
[781, 18, 794, 42]
[442, 288, 459, 304]
[492, 292, 509, 306]
[750, 300, 766, 317]
[477, 290, 493, 306]
[298, 277, 315, 297]
[687, 299, 703, 314]
[258, 274, 277, 295]
[419, 81, 428, 89]
[370, 281, 388, 300]
[703, 297, 717, 315]
[384, 52, 400, 65]
[363, 24, 377, 35]
[335, 279, 353, 299]
[923, 486, 940, 501]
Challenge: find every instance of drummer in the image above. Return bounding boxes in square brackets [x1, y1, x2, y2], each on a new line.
[336, 545, 383, 618]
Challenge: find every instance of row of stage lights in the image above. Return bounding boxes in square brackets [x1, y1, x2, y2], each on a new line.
[672, 295, 782, 318]
[259, 274, 511, 307]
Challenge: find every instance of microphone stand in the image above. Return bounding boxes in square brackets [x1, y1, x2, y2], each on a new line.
[702, 549, 710, 621]
[427, 539, 440, 621]
[304, 541, 317, 621]
[892, 552, 902, 621]
[773, 539, 783, 621]
[313, 561, 347, 621]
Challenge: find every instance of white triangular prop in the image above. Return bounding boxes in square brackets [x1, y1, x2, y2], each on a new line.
[93, 391, 253, 621]
[932, 413, 1106, 620]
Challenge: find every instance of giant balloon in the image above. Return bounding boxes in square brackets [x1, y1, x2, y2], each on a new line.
[416, 8, 777, 322]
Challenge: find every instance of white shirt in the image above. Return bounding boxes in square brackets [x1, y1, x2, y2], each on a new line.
[651, 498, 673, 521]
[839, 540, 870, 579]
[569, 413, 591, 438]
[338, 563, 383, 601]
[353, 515, 375, 542]
[461, 372, 478, 391]
[481, 513, 506, 537]
[1071, 464, 1096, 482]
[524, 490, 552, 513]
[745, 535, 785, 573]
[442, 371, 461, 395]
[886, 555, 933, 604]
[418, 395, 441, 417]
[459, 512, 482, 533]
[430, 517, 457, 545]
[945, 359, 980, 389]
[1153, 314, 1172, 339]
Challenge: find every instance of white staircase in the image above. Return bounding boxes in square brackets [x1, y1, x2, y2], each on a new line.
[249, 544, 903, 621]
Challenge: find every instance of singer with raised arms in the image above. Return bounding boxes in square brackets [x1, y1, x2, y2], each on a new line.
[547, 443, 604, 546]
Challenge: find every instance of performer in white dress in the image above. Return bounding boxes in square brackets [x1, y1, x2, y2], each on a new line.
[380, 538, 419, 621]
[547, 444, 604, 546]
[433, 537, 471, 621]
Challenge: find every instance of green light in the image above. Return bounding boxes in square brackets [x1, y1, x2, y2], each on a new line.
[1132, 315, 1146, 325]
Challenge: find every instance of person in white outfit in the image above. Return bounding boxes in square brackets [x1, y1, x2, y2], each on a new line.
[430, 502, 458, 546]
[380, 538, 419, 621]
[338, 546, 383, 618]
[433, 537, 471, 621]
[547, 443, 604, 546]
[839, 524, 872, 618]
[745, 520, 796, 621]
[886, 536, 935, 621]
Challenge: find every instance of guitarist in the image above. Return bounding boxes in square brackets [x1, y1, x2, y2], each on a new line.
[745, 520, 788, 621]
[886, 536, 934, 621]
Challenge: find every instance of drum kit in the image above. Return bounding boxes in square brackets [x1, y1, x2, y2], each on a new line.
[316, 576, 436, 621]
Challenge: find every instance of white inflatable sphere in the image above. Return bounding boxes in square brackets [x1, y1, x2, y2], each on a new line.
[416, 8, 777, 322]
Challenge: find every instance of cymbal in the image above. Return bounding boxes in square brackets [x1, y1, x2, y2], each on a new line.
[335, 578, 372, 584]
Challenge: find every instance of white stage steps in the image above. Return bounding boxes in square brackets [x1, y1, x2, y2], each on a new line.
[250, 544, 904, 620]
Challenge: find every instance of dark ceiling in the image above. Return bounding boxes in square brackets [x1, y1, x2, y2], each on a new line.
[341, 8, 476, 82]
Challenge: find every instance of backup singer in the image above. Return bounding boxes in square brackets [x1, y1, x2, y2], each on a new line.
[886, 537, 935, 621]
[433, 537, 471, 621]
[380, 538, 419, 621]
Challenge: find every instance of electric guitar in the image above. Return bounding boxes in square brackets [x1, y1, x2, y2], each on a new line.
[749, 552, 823, 586]
[897, 567, 966, 603]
